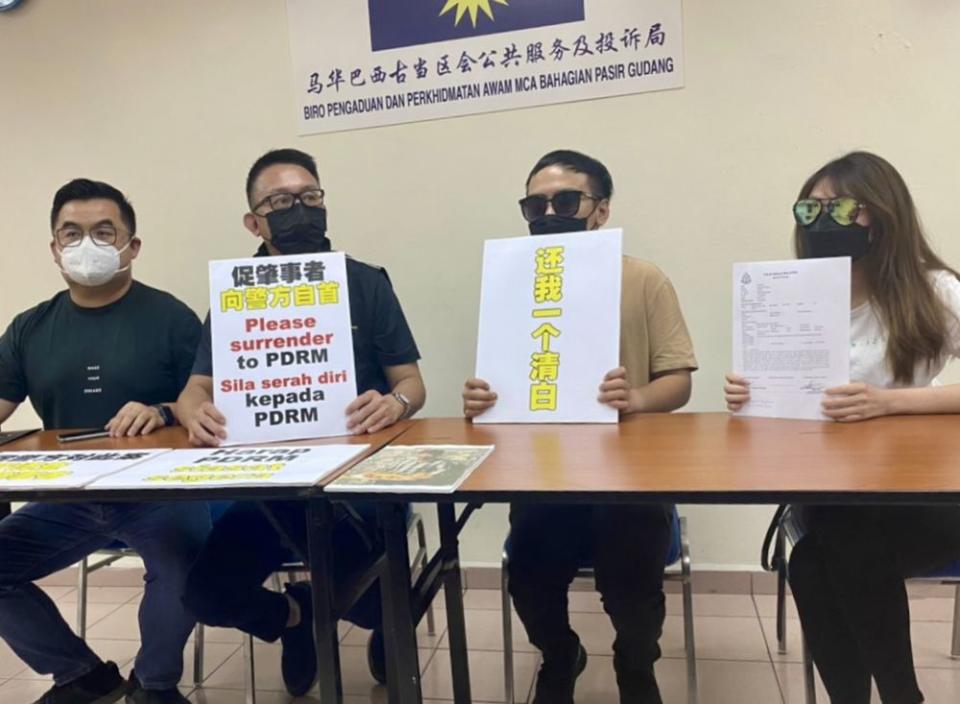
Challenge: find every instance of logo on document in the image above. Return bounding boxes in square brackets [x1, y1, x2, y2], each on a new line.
[367, 0, 586, 51]
[741, 273, 752, 285]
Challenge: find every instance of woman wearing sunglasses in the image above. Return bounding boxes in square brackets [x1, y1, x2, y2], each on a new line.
[725, 151, 960, 703]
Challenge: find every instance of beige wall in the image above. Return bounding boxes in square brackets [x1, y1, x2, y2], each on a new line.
[2, 0, 959, 569]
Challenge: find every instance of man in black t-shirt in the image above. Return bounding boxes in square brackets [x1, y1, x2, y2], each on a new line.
[178, 149, 426, 696]
[0, 180, 208, 704]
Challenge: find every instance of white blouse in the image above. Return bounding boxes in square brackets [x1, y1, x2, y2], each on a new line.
[849, 270, 960, 388]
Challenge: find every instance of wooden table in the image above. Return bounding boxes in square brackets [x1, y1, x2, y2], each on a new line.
[327, 412, 960, 704]
[0, 424, 411, 704]
[9, 413, 960, 704]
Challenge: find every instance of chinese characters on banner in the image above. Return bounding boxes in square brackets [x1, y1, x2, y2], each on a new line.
[285, 1, 683, 134]
[474, 229, 622, 423]
[209, 252, 358, 445]
[530, 245, 565, 412]
[0, 450, 168, 490]
[89, 446, 369, 489]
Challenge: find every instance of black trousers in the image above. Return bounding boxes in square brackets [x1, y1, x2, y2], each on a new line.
[789, 505, 960, 704]
[182, 500, 382, 643]
[508, 502, 673, 699]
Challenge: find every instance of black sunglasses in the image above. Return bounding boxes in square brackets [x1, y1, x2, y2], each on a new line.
[519, 190, 601, 222]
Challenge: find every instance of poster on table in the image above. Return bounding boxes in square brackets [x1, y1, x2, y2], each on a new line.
[0, 450, 169, 490]
[474, 229, 622, 423]
[209, 252, 357, 445]
[89, 445, 369, 489]
[286, 0, 684, 134]
[326, 445, 494, 493]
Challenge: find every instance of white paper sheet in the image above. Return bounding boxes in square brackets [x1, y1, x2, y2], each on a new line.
[88, 445, 369, 489]
[732, 258, 851, 420]
[209, 252, 358, 446]
[474, 229, 622, 424]
[0, 450, 169, 490]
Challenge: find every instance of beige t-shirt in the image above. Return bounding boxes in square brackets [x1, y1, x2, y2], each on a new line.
[620, 256, 698, 388]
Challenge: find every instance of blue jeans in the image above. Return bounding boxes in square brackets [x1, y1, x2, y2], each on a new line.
[0, 502, 211, 689]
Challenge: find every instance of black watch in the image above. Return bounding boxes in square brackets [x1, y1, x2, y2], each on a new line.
[152, 404, 176, 427]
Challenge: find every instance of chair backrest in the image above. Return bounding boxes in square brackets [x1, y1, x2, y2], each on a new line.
[925, 559, 960, 580]
[665, 507, 682, 566]
[209, 500, 233, 524]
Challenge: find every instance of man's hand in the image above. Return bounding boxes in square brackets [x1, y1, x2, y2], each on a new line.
[105, 402, 164, 438]
[180, 401, 228, 446]
[724, 373, 751, 412]
[822, 382, 891, 422]
[462, 378, 497, 419]
[598, 367, 632, 411]
[346, 390, 405, 435]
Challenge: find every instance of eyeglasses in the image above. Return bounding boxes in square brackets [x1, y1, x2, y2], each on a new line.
[54, 224, 127, 249]
[252, 188, 325, 215]
[793, 197, 864, 227]
[519, 190, 601, 222]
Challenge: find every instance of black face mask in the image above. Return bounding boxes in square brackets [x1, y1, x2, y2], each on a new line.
[528, 214, 589, 236]
[800, 214, 871, 261]
[266, 204, 331, 255]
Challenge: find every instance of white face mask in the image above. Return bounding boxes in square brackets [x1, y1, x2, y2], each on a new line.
[59, 238, 131, 287]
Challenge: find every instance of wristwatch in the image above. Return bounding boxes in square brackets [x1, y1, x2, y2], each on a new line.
[152, 404, 176, 427]
[392, 392, 411, 419]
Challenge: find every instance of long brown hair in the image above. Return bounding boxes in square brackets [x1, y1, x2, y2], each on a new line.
[793, 151, 960, 384]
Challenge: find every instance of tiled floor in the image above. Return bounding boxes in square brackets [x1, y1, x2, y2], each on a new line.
[1, 583, 959, 702]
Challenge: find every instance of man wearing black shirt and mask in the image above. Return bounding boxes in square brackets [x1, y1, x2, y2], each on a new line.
[178, 149, 426, 696]
[0, 179, 207, 704]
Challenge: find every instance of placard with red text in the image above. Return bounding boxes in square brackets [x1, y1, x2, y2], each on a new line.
[209, 252, 357, 445]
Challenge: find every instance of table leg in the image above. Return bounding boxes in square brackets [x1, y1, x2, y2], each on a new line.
[438, 503, 471, 704]
[306, 498, 342, 704]
[378, 502, 422, 704]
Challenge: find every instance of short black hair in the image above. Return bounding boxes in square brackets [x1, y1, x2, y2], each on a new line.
[50, 179, 137, 234]
[246, 149, 320, 204]
[526, 149, 614, 200]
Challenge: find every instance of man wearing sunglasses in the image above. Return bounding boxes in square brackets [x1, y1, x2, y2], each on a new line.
[178, 148, 425, 696]
[462, 150, 698, 704]
[0, 179, 208, 704]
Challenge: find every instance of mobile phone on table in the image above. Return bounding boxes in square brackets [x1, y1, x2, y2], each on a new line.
[0, 429, 40, 446]
[57, 429, 111, 443]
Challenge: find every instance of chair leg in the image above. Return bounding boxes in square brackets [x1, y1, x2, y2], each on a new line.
[77, 556, 89, 638]
[415, 514, 436, 635]
[244, 633, 257, 704]
[951, 583, 960, 659]
[501, 551, 515, 704]
[802, 633, 817, 704]
[776, 529, 788, 655]
[193, 623, 205, 686]
[679, 517, 698, 704]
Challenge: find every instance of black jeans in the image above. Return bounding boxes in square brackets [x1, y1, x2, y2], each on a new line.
[789, 504, 960, 704]
[182, 500, 382, 642]
[508, 502, 673, 701]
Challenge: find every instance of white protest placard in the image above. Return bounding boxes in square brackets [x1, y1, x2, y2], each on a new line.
[733, 258, 851, 421]
[286, 1, 684, 135]
[209, 252, 357, 445]
[89, 445, 369, 489]
[0, 450, 169, 490]
[475, 229, 622, 423]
